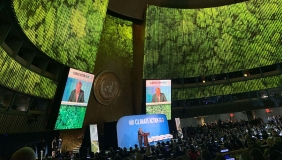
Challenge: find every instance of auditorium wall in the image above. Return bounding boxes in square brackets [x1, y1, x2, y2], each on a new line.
[180, 118, 198, 127]
[180, 112, 248, 127]
[254, 107, 282, 123]
[60, 14, 137, 147]
[87, 15, 136, 133]
[204, 112, 248, 124]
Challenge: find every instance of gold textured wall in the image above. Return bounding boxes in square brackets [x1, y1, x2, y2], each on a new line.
[85, 15, 135, 134]
[60, 16, 146, 149]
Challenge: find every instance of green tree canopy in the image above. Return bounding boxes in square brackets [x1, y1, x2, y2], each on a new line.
[144, 0, 282, 79]
[13, 0, 109, 72]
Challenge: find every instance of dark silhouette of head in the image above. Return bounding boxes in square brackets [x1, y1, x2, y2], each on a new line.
[11, 147, 36, 160]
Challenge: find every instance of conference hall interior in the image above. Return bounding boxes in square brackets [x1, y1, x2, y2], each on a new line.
[1, 0, 282, 159]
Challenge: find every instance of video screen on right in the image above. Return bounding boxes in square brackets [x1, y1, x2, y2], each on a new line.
[145, 80, 171, 120]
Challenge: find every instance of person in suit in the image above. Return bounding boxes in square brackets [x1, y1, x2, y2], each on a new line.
[138, 128, 144, 148]
[152, 87, 167, 102]
[68, 81, 85, 103]
[37, 139, 46, 160]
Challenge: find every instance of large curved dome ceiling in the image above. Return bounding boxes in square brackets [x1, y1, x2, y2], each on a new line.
[12, 0, 109, 72]
[143, 0, 282, 79]
[107, 0, 247, 20]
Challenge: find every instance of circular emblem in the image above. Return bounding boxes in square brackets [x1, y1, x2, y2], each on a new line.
[93, 71, 120, 105]
[129, 119, 134, 125]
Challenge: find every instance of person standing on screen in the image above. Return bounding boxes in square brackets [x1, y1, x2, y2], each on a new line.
[152, 87, 167, 102]
[68, 81, 85, 103]
[138, 128, 144, 148]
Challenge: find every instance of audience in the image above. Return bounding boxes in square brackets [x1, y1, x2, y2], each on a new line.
[249, 148, 265, 160]
[188, 145, 200, 160]
[7, 115, 282, 160]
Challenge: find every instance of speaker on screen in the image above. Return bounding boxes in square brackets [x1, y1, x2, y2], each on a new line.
[51, 68, 95, 130]
[145, 80, 171, 120]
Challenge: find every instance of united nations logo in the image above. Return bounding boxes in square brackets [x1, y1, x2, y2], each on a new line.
[100, 80, 118, 100]
[129, 119, 134, 125]
[93, 71, 120, 105]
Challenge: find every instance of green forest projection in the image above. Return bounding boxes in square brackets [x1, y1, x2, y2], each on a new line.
[55, 105, 87, 130]
[12, 0, 109, 72]
[173, 75, 282, 100]
[0, 47, 57, 99]
[144, 0, 282, 79]
[146, 104, 171, 120]
[98, 15, 133, 68]
[54, 15, 133, 130]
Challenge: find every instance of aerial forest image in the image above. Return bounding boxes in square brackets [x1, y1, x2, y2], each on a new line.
[146, 104, 171, 120]
[0, 47, 57, 99]
[55, 105, 87, 130]
[12, 0, 109, 72]
[172, 74, 282, 100]
[144, 0, 282, 79]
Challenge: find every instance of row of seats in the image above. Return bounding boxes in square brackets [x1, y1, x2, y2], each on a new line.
[148, 134, 173, 144]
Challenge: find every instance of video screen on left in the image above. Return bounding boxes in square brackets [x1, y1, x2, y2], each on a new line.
[55, 68, 94, 130]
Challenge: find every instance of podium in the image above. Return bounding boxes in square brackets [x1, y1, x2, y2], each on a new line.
[142, 132, 150, 146]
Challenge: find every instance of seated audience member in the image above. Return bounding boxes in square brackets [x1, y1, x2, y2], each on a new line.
[233, 135, 244, 149]
[259, 134, 268, 145]
[264, 137, 282, 159]
[268, 150, 282, 160]
[113, 155, 122, 160]
[272, 130, 280, 137]
[145, 145, 152, 155]
[174, 145, 185, 159]
[274, 137, 282, 147]
[175, 156, 183, 160]
[264, 137, 276, 158]
[129, 147, 134, 154]
[135, 153, 143, 160]
[188, 145, 200, 160]
[143, 156, 151, 160]
[182, 154, 191, 160]
[11, 147, 36, 160]
[241, 139, 262, 160]
[163, 150, 172, 159]
[244, 135, 251, 148]
[215, 154, 226, 160]
[223, 140, 231, 151]
[207, 144, 217, 159]
[201, 149, 211, 160]
[249, 148, 266, 160]
[230, 139, 239, 151]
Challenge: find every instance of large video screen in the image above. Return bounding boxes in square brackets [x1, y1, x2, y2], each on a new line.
[117, 114, 171, 149]
[90, 124, 100, 153]
[55, 68, 94, 130]
[12, 0, 109, 73]
[146, 80, 171, 120]
[0, 47, 57, 99]
[144, 1, 282, 79]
